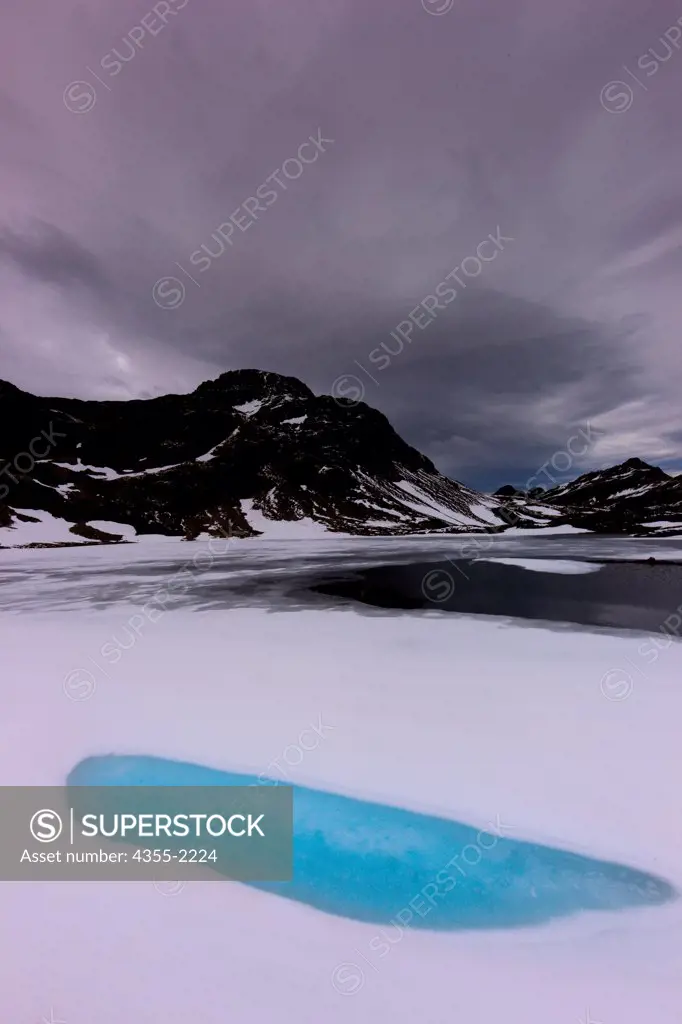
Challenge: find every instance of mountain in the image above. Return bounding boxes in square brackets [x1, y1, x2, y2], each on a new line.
[2, 371, 680, 547]
[494, 458, 682, 535]
[494, 484, 545, 498]
[0, 369, 575, 547]
[540, 458, 682, 534]
[543, 458, 670, 506]
[493, 485, 523, 497]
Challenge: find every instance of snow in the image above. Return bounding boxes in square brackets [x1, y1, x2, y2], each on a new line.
[234, 399, 263, 416]
[503, 523, 591, 535]
[51, 459, 182, 478]
[391, 480, 561, 531]
[607, 486, 653, 501]
[0, 515, 210, 548]
[196, 445, 220, 462]
[355, 497, 411, 521]
[361, 519, 408, 528]
[468, 501, 503, 524]
[281, 415, 308, 425]
[33, 479, 83, 496]
[240, 499, 337, 538]
[87, 521, 139, 541]
[52, 459, 123, 480]
[0, 539, 681, 1023]
[0, 512, 136, 547]
[0, 509, 88, 546]
[526, 504, 562, 515]
[475, 557, 602, 574]
[395, 480, 484, 526]
[118, 462, 184, 477]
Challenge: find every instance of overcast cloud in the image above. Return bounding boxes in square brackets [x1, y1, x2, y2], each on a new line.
[1, 0, 681, 488]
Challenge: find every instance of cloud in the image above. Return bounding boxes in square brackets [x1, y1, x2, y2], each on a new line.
[0, 223, 110, 293]
[0, 0, 680, 487]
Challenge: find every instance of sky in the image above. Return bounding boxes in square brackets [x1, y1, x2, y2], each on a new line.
[1, 0, 682, 490]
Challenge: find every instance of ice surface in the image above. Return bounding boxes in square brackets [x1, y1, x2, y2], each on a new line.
[475, 558, 602, 574]
[1, 537, 682, 1023]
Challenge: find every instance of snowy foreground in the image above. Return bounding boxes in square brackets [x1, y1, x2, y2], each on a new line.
[1, 533, 682, 1023]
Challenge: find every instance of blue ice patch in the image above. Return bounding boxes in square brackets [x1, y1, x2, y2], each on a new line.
[68, 755, 676, 930]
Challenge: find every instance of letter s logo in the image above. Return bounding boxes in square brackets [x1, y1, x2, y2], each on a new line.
[30, 809, 63, 842]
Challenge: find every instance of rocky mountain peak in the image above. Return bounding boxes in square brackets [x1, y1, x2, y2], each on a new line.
[193, 369, 314, 404]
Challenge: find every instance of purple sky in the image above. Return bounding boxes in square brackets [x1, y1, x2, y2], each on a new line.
[2, 0, 682, 487]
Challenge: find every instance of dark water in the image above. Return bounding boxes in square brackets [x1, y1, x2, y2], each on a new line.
[311, 559, 682, 633]
[3, 541, 682, 637]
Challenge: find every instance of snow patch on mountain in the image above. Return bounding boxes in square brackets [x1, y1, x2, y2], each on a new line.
[468, 501, 504, 525]
[52, 459, 183, 479]
[0, 509, 89, 546]
[526, 505, 562, 515]
[606, 486, 654, 501]
[87, 521, 138, 541]
[234, 399, 263, 416]
[52, 460, 122, 480]
[396, 480, 486, 526]
[239, 500, 337, 538]
[196, 446, 220, 463]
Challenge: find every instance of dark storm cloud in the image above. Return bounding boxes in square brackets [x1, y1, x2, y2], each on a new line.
[0, 224, 110, 293]
[0, 0, 681, 486]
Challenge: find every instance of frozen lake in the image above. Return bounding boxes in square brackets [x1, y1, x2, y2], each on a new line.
[313, 558, 682, 633]
[1, 532, 682, 1024]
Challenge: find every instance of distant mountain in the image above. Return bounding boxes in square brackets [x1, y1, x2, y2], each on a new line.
[494, 458, 682, 535]
[540, 458, 682, 534]
[494, 484, 545, 498]
[543, 457, 669, 505]
[0, 369, 574, 547]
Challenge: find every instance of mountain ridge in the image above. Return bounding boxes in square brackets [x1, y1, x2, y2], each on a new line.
[495, 457, 682, 534]
[0, 370, 680, 545]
